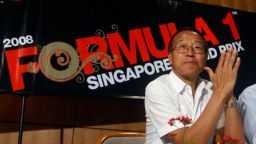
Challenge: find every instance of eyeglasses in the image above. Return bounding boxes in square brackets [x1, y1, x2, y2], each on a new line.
[172, 41, 206, 54]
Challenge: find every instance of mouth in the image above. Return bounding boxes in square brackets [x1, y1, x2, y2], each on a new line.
[183, 61, 196, 65]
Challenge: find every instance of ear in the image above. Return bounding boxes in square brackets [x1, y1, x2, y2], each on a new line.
[168, 52, 172, 64]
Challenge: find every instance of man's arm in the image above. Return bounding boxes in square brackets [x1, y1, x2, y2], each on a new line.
[168, 89, 226, 144]
[166, 49, 244, 143]
[224, 95, 245, 142]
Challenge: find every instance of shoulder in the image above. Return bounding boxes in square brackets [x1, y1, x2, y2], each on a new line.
[239, 84, 256, 101]
[145, 74, 173, 99]
[146, 74, 170, 89]
[145, 74, 177, 104]
[242, 84, 256, 94]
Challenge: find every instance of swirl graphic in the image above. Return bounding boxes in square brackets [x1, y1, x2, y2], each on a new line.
[76, 72, 85, 83]
[95, 29, 106, 38]
[90, 24, 118, 52]
[39, 41, 116, 83]
[111, 24, 118, 32]
[79, 52, 117, 72]
[88, 43, 98, 53]
[39, 42, 80, 82]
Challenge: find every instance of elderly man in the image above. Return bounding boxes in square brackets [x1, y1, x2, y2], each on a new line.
[144, 27, 245, 144]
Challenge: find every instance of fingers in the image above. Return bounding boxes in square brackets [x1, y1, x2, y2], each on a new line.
[207, 48, 240, 79]
[232, 57, 241, 73]
[223, 48, 232, 68]
[215, 52, 225, 73]
[227, 48, 241, 71]
[222, 48, 240, 70]
[208, 48, 240, 98]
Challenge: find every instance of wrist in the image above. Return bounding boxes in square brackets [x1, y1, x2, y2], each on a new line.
[227, 95, 236, 103]
[225, 96, 238, 109]
[213, 89, 227, 103]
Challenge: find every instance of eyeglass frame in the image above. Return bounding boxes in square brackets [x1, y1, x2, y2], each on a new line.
[171, 41, 207, 54]
[168, 27, 209, 54]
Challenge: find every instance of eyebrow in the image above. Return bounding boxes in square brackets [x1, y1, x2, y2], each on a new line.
[176, 39, 185, 43]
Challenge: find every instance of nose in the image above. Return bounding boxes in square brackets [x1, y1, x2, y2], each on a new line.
[186, 45, 194, 56]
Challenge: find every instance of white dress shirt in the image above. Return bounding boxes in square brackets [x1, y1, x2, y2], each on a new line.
[238, 84, 256, 144]
[144, 71, 225, 144]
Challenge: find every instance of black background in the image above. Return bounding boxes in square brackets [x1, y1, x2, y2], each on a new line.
[0, 0, 255, 97]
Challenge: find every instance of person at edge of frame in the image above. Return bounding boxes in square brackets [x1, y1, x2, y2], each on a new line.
[238, 83, 256, 144]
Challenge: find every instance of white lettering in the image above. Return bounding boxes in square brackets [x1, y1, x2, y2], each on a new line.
[86, 58, 171, 90]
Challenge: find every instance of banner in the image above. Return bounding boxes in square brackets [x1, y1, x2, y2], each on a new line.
[0, 0, 255, 97]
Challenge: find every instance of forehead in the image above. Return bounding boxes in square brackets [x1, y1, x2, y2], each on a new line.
[173, 30, 204, 42]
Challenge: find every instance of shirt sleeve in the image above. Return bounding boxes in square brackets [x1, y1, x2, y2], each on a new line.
[145, 80, 186, 137]
[238, 89, 256, 144]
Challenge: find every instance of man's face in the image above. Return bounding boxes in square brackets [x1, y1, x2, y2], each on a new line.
[168, 30, 207, 81]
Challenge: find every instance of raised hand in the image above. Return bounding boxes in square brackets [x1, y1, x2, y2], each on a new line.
[204, 48, 241, 102]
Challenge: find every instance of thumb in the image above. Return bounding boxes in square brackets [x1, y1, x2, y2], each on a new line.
[204, 67, 214, 80]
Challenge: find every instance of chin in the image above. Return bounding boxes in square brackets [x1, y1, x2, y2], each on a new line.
[182, 70, 200, 78]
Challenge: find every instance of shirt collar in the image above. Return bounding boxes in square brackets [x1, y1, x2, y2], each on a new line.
[169, 71, 206, 94]
[169, 71, 187, 94]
